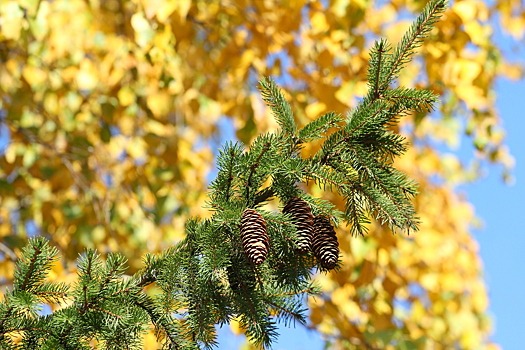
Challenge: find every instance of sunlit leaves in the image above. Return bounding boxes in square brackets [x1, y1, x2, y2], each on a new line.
[0, 2, 25, 41]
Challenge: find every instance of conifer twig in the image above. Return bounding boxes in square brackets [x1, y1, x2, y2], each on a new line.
[245, 140, 272, 205]
[381, 0, 447, 92]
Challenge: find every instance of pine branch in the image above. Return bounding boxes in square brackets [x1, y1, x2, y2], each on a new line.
[14, 238, 58, 292]
[258, 77, 296, 136]
[344, 186, 371, 236]
[265, 298, 307, 327]
[298, 111, 342, 143]
[133, 295, 187, 350]
[244, 138, 273, 206]
[382, 0, 447, 90]
[253, 187, 275, 206]
[366, 39, 392, 101]
[0, 1, 448, 347]
[209, 141, 244, 207]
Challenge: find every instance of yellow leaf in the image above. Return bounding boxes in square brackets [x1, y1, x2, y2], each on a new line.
[153, 1, 177, 23]
[354, 81, 368, 98]
[350, 237, 376, 264]
[142, 0, 169, 20]
[377, 248, 389, 267]
[456, 85, 487, 109]
[91, 226, 106, 244]
[229, 317, 243, 335]
[410, 300, 427, 323]
[386, 20, 412, 44]
[43, 93, 59, 115]
[119, 115, 136, 136]
[471, 283, 488, 313]
[118, 86, 136, 107]
[251, 92, 278, 132]
[340, 300, 362, 321]
[135, 219, 155, 243]
[0, 1, 25, 40]
[420, 273, 438, 292]
[199, 95, 222, 122]
[22, 145, 37, 168]
[454, 1, 477, 23]
[499, 62, 523, 80]
[147, 91, 172, 118]
[237, 50, 255, 75]
[51, 208, 65, 227]
[175, 0, 191, 21]
[108, 136, 127, 159]
[4, 144, 18, 164]
[146, 119, 172, 137]
[335, 81, 354, 106]
[22, 65, 47, 88]
[441, 272, 464, 292]
[28, 0, 50, 41]
[464, 21, 492, 46]
[310, 12, 329, 34]
[131, 12, 154, 47]
[116, 201, 131, 220]
[330, 0, 350, 17]
[429, 318, 447, 338]
[18, 0, 40, 15]
[505, 16, 525, 39]
[126, 137, 147, 160]
[76, 59, 98, 91]
[305, 102, 326, 119]
[309, 301, 324, 324]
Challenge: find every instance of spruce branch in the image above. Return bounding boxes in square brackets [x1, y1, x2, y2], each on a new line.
[133, 295, 187, 350]
[14, 237, 59, 293]
[253, 187, 275, 206]
[209, 141, 244, 207]
[258, 77, 297, 136]
[265, 298, 307, 327]
[0, 1, 448, 348]
[383, 0, 447, 90]
[367, 39, 392, 101]
[298, 111, 343, 143]
[244, 138, 272, 206]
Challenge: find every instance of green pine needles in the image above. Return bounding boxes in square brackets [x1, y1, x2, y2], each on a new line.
[0, 1, 447, 348]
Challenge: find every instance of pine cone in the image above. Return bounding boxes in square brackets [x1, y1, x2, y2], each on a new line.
[312, 216, 339, 269]
[240, 208, 269, 265]
[283, 197, 314, 253]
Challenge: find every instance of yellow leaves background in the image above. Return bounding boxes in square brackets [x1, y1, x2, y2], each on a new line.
[0, 0, 522, 348]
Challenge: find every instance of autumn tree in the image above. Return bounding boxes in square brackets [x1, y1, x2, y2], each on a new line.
[0, 0, 522, 349]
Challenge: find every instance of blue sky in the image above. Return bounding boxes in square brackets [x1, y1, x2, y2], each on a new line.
[462, 76, 525, 349]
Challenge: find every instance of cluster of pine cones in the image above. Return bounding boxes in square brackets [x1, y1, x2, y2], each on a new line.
[240, 197, 339, 269]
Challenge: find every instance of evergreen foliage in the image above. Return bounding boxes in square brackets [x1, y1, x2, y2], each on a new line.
[0, 1, 447, 348]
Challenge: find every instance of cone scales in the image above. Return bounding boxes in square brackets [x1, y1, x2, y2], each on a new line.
[240, 208, 269, 265]
[312, 216, 339, 269]
[283, 197, 314, 253]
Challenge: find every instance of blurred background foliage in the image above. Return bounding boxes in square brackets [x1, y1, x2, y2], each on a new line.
[0, 0, 523, 349]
